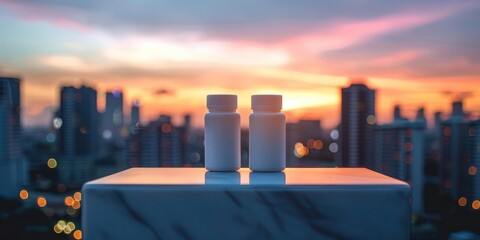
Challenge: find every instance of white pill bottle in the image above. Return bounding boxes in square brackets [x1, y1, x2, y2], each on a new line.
[204, 94, 240, 171]
[249, 94, 286, 172]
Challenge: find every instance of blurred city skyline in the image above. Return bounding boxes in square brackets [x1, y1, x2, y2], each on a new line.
[1, 0, 480, 128]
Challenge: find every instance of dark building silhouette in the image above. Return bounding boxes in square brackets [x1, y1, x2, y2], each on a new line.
[126, 100, 141, 167]
[340, 81, 376, 169]
[440, 101, 480, 208]
[59, 85, 99, 155]
[57, 85, 98, 185]
[135, 115, 182, 167]
[102, 89, 124, 141]
[130, 99, 140, 127]
[375, 106, 426, 213]
[0, 77, 22, 198]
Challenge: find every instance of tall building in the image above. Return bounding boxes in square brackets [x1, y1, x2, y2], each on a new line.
[59, 85, 98, 155]
[440, 101, 480, 209]
[134, 115, 182, 167]
[130, 99, 140, 127]
[126, 100, 141, 167]
[57, 85, 98, 186]
[340, 81, 376, 169]
[0, 77, 22, 198]
[102, 89, 124, 141]
[375, 106, 426, 213]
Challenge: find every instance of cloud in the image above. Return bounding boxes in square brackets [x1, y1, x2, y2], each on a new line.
[2, 0, 480, 128]
[36, 55, 101, 72]
[2, 0, 478, 42]
[153, 88, 175, 96]
[101, 35, 290, 68]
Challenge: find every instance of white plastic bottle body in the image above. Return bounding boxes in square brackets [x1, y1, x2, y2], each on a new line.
[249, 112, 286, 171]
[204, 112, 241, 171]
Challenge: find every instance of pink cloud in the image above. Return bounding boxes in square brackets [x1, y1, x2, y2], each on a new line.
[370, 50, 423, 66]
[0, 0, 91, 32]
[283, 2, 477, 54]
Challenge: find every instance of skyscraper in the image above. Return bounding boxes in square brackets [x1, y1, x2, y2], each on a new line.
[0, 77, 22, 198]
[440, 101, 480, 209]
[59, 85, 99, 155]
[126, 100, 141, 167]
[130, 99, 140, 128]
[340, 81, 376, 169]
[136, 115, 182, 167]
[102, 89, 124, 141]
[58, 85, 98, 185]
[375, 106, 426, 213]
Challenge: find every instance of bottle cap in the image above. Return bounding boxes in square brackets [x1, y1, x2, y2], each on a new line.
[251, 94, 282, 110]
[207, 94, 237, 109]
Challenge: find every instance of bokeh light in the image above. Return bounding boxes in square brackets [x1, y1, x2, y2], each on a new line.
[294, 142, 309, 158]
[37, 196, 47, 207]
[72, 200, 81, 210]
[329, 143, 339, 153]
[73, 230, 83, 239]
[47, 158, 57, 168]
[330, 129, 339, 140]
[65, 222, 76, 234]
[74, 192, 82, 201]
[66, 207, 76, 216]
[366, 115, 376, 125]
[468, 166, 477, 176]
[65, 196, 74, 206]
[161, 123, 172, 133]
[53, 117, 63, 129]
[19, 189, 28, 200]
[313, 140, 324, 150]
[472, 200, 480, 210]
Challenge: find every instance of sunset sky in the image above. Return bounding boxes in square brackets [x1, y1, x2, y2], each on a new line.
[0, 0, 479, 128]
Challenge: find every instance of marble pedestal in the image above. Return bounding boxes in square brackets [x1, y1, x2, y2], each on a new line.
[82, 168, 410, 240]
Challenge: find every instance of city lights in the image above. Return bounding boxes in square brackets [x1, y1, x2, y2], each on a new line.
[66, 207, 76, 216]
[65, 196, 74, 206]
[468, 166, 477, 176]
[313, 140, 323, 150]
[73, 230, 83, 239]
[47, 158, 57, 168]
[19, 189, 29, 200]
[458, 197, 467, 207]
[53, 117, 63, 129]
[366, 115, 376, 125]
[65, 194, 82, 210]
[404, 142, 413, 152]
[330, 130, 339, 140]
[102, 130, 113, 139]
[161, 123, 172, 133]
[472, 200, 480, 210]
[72, 200, 81, 210]
[329, 143, 338, 153]
[74, 192, 82, 201]
[54, 220, 77, 235]
[37, 196, 47, 207]
[65, 222, 76, 234]
[294, 142, 309, 158]
[1, 0, 480, 238]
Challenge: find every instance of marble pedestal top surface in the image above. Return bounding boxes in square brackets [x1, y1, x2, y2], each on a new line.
[83, 168, 410, 240]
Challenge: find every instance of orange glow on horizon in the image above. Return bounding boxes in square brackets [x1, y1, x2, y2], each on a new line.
[20, 66, 480, 129]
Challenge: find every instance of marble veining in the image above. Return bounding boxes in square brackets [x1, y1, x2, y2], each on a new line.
[83, 168, 410, 240]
